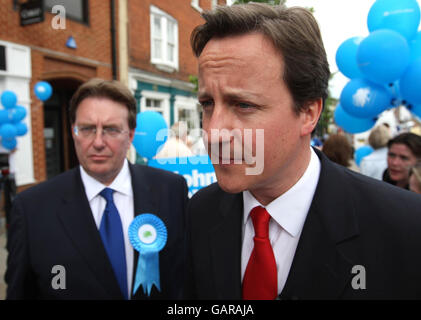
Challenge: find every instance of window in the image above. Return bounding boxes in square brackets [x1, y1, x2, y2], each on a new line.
[150, 6, 178, 72]
[191, 0, 203, 13]
[141, 91, 170, 124]
[145, 98, 163, 114]
[174, 96, 200, 134]
[44, 0, 89, 24]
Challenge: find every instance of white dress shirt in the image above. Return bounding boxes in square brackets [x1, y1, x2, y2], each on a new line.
[80, 159, 134, 298]
[242, 148, 321, 295]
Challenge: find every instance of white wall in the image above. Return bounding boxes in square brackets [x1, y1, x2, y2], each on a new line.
[0, 40, 35, 186]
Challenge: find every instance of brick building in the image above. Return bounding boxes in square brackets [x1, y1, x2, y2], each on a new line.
[0, 0, 225, 189]
[0, 0, 115, 188]
[127, 0, 226, 163]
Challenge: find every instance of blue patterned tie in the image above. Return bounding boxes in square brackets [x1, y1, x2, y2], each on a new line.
[99, 188, 128, 299]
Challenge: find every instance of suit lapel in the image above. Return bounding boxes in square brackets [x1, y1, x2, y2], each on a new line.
[209, 192, 243, 299]
[281, 149, 359, 299]
[56, 168, 123, 299]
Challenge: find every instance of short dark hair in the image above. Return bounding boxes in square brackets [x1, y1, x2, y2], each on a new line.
[190, 3, 330, 114]
[388, 133, 421, 159]
[69, 78, 137, 129]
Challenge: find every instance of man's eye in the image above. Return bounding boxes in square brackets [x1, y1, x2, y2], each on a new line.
[237, 102, 254, 109]
[104, 127, 120, 135]
[199, 100, 213, 109]
[80, 126, 95, 133]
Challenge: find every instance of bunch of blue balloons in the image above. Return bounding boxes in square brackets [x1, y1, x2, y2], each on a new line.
[0, 91, 29, 150]
[335, 0, 421, 134]
[0, 81, 52, 150]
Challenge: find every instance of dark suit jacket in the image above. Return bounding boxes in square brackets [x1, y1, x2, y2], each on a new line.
[185, 149, 421, 299]
[6, 163, 188, 300]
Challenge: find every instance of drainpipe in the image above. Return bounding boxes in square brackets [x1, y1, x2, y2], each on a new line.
[110, 0, 117, 80]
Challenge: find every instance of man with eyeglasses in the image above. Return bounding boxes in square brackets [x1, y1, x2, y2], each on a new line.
[5, 78, 188, 300]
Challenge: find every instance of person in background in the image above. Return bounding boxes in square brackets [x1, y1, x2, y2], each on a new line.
[409, 161, 421, 194]
[360, 124, 391, 180]
[6, 79, 188, 299]
[154, 121, 193, 158]
[321, 134, 358, 172]
[0, 145, 17, 231]
[383, 132, 421, 189]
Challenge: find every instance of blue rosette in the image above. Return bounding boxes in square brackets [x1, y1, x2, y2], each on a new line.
[129, 213, 167, 296]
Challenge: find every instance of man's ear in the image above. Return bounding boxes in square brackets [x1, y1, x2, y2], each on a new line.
[129, 129, 135, 143]
[300, 98, 323, 136]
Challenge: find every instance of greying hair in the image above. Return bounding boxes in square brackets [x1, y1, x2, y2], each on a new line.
[190, 3, 330, 114]
[69, 78, 137, 129]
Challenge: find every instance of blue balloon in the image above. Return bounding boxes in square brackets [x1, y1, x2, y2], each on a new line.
[340, 78, 392, 118]
[15, 122, 28, 136]
[406, 104, 421, 119]
[354, 145, 374, 167]
[400, 58, 421, 105]
[132, 111, 168, 159]
[2, 138, 17, 150]
[409, 31, 421, 61]
[0, 123, 17, 140]
[8, 106, 27, 123]
[1, 91, 17, 109]
[34, 81, 53, 101]
[357, 29, 410, 85]
[0, 110, 8, 125]
[336, 36, 365, 79]
[334, 104, 377, 134]
[367, 0, 420, 41]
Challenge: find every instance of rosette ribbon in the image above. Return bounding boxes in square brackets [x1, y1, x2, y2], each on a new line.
[129, 213, 167, 296]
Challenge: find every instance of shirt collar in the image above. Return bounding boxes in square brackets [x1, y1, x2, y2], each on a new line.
[80, 159, 133, 201]
[243, 147, 321, 237]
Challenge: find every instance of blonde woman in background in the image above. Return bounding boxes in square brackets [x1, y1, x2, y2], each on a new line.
[360, 124, 391, 180]
[409, 162, 421, 194]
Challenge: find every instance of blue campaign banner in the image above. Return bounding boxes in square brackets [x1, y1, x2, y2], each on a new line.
[148, 155, 217, 198]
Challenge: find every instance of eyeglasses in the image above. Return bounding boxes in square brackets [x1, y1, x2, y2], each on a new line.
[74, 125, 129, 139]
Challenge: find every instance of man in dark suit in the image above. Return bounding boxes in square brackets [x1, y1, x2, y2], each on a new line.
[186, 3, 421, 299]
[6, 79, 188, 299]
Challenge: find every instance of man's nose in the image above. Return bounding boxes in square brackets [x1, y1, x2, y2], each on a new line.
[92, 129, 106, 148]
[205, 105, 233, 145]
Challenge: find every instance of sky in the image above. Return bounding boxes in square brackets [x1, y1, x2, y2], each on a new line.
[285, 0, 375, 98]
[227, 0, 421, 99]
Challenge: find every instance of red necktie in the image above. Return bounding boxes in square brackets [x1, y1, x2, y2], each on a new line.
[242, 206, 277, 300]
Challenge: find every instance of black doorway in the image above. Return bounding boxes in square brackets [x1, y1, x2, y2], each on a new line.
[43, 78, 80, 179]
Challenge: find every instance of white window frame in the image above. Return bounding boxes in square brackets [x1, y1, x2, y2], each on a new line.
[191, 0, 203, 13]
[140, 90, 170, 125]
[212, 0, 218, 9]
[150, 6, 179, 72]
